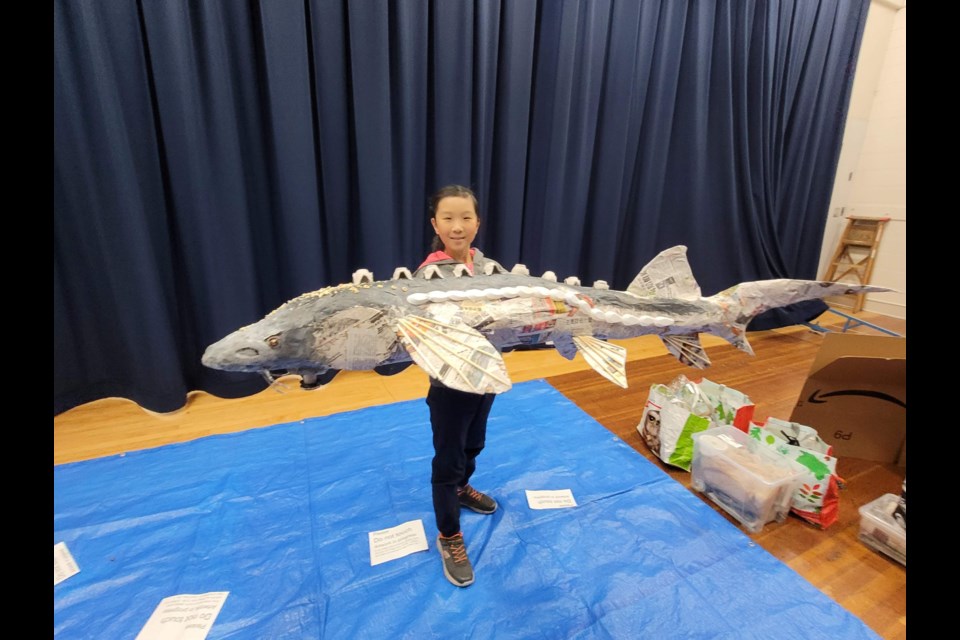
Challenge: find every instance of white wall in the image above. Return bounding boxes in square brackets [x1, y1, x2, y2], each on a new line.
[818, 1, 906, 318]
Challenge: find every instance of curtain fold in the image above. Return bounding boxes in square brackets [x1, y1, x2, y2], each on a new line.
[54, 0, 869, 415]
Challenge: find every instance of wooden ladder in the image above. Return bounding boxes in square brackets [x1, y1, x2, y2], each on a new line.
[822, 216, 889, 313]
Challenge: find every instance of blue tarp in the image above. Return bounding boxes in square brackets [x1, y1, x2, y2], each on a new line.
[54, 380, 879, 639]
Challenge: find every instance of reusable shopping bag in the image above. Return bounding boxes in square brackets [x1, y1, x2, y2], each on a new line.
[638, 376, 755, 471]
[749, 418, 842, 528]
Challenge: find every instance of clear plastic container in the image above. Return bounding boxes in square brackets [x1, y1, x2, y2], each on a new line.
[691, 425, 806, 533]
[858, 493, 906, 566]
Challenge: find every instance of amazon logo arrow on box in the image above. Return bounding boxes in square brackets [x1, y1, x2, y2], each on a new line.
[806, 388, 906, 410]
[791, 333, 906, 465]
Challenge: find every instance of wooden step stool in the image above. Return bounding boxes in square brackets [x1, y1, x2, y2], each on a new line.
[822, 216, 889, 313]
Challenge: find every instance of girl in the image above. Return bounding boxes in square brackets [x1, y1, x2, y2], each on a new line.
[413, 184, 504, 587]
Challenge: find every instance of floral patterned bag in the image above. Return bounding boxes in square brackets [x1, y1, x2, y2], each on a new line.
[698, 378, 756, 433]
[637, 376, 756, 471]
[748, 420, 843, 529]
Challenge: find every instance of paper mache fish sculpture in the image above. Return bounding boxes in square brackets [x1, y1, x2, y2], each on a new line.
[202, 245, 888, 395]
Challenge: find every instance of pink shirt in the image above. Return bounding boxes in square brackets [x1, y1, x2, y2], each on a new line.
[418, 248, 476, 273]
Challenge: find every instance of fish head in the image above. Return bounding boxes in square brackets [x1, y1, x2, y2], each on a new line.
[202, 289, 401, 381]
[201, 310, 320, 374]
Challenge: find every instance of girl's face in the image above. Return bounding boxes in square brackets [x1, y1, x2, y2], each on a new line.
[431, 195, 480, 256]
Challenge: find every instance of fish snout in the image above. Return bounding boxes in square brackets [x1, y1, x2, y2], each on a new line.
[201, 337, 265, 370]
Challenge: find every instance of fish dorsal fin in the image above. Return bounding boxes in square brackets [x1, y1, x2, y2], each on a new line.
[660, 334, 712, 369]
[394, 316, 512, 394]
[627, 245, 702, 300]
[572, 335, 627, 388]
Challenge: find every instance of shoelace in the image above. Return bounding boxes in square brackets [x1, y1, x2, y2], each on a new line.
[445, 534, 468, 564]
[460, 485, 483, 502]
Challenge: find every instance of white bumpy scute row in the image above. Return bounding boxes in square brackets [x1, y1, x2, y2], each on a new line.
[405, 284, 674, 328]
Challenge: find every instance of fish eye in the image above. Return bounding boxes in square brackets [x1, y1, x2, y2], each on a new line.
[266, 335, 281, 349]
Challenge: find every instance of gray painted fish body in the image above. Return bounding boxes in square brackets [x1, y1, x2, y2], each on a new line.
[202, 247, 888, 394]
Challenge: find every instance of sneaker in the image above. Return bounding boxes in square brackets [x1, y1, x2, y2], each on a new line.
[437, 532, 474, 587]
[458, 484, 498, 514]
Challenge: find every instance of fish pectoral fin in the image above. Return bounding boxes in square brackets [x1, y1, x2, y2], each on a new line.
[733, 337, 755, 356]
[727, 329, 754, 356]
[572, 335, 628, 388]
[373, 361, 415, 377]
[394, 316, 512, 394]
[660, 334, 712, 369]
[552, 335, 579, 360]
[713, 324, 755, 356]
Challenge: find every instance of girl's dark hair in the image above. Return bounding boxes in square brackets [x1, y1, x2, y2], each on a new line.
[429, 184, 480, 252]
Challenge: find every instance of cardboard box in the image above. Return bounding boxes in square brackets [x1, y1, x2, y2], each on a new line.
[790, 333, 905, 465]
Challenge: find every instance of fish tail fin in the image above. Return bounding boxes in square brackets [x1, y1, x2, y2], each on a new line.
[715, 280, 892, 321]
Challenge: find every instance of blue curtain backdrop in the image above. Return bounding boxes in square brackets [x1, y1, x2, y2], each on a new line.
[54, 0, 869, 415]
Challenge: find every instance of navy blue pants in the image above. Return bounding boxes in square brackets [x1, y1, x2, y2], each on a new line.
[427, 385, 495, 537]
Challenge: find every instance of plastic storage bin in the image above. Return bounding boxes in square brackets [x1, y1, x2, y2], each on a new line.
[858, 493, 906, 566]
[691, 425, 806, 533]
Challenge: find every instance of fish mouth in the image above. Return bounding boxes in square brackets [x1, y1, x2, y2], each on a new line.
[261, 368, 334, 390]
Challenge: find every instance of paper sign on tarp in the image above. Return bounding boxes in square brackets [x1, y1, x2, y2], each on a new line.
[525, 489, 577, 509]
[54, 541, 80, 586]
[135, 592, 229, 640]
[368, 520, 429, 566]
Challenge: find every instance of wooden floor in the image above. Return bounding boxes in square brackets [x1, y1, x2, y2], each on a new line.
[54, 310, 906, 639]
